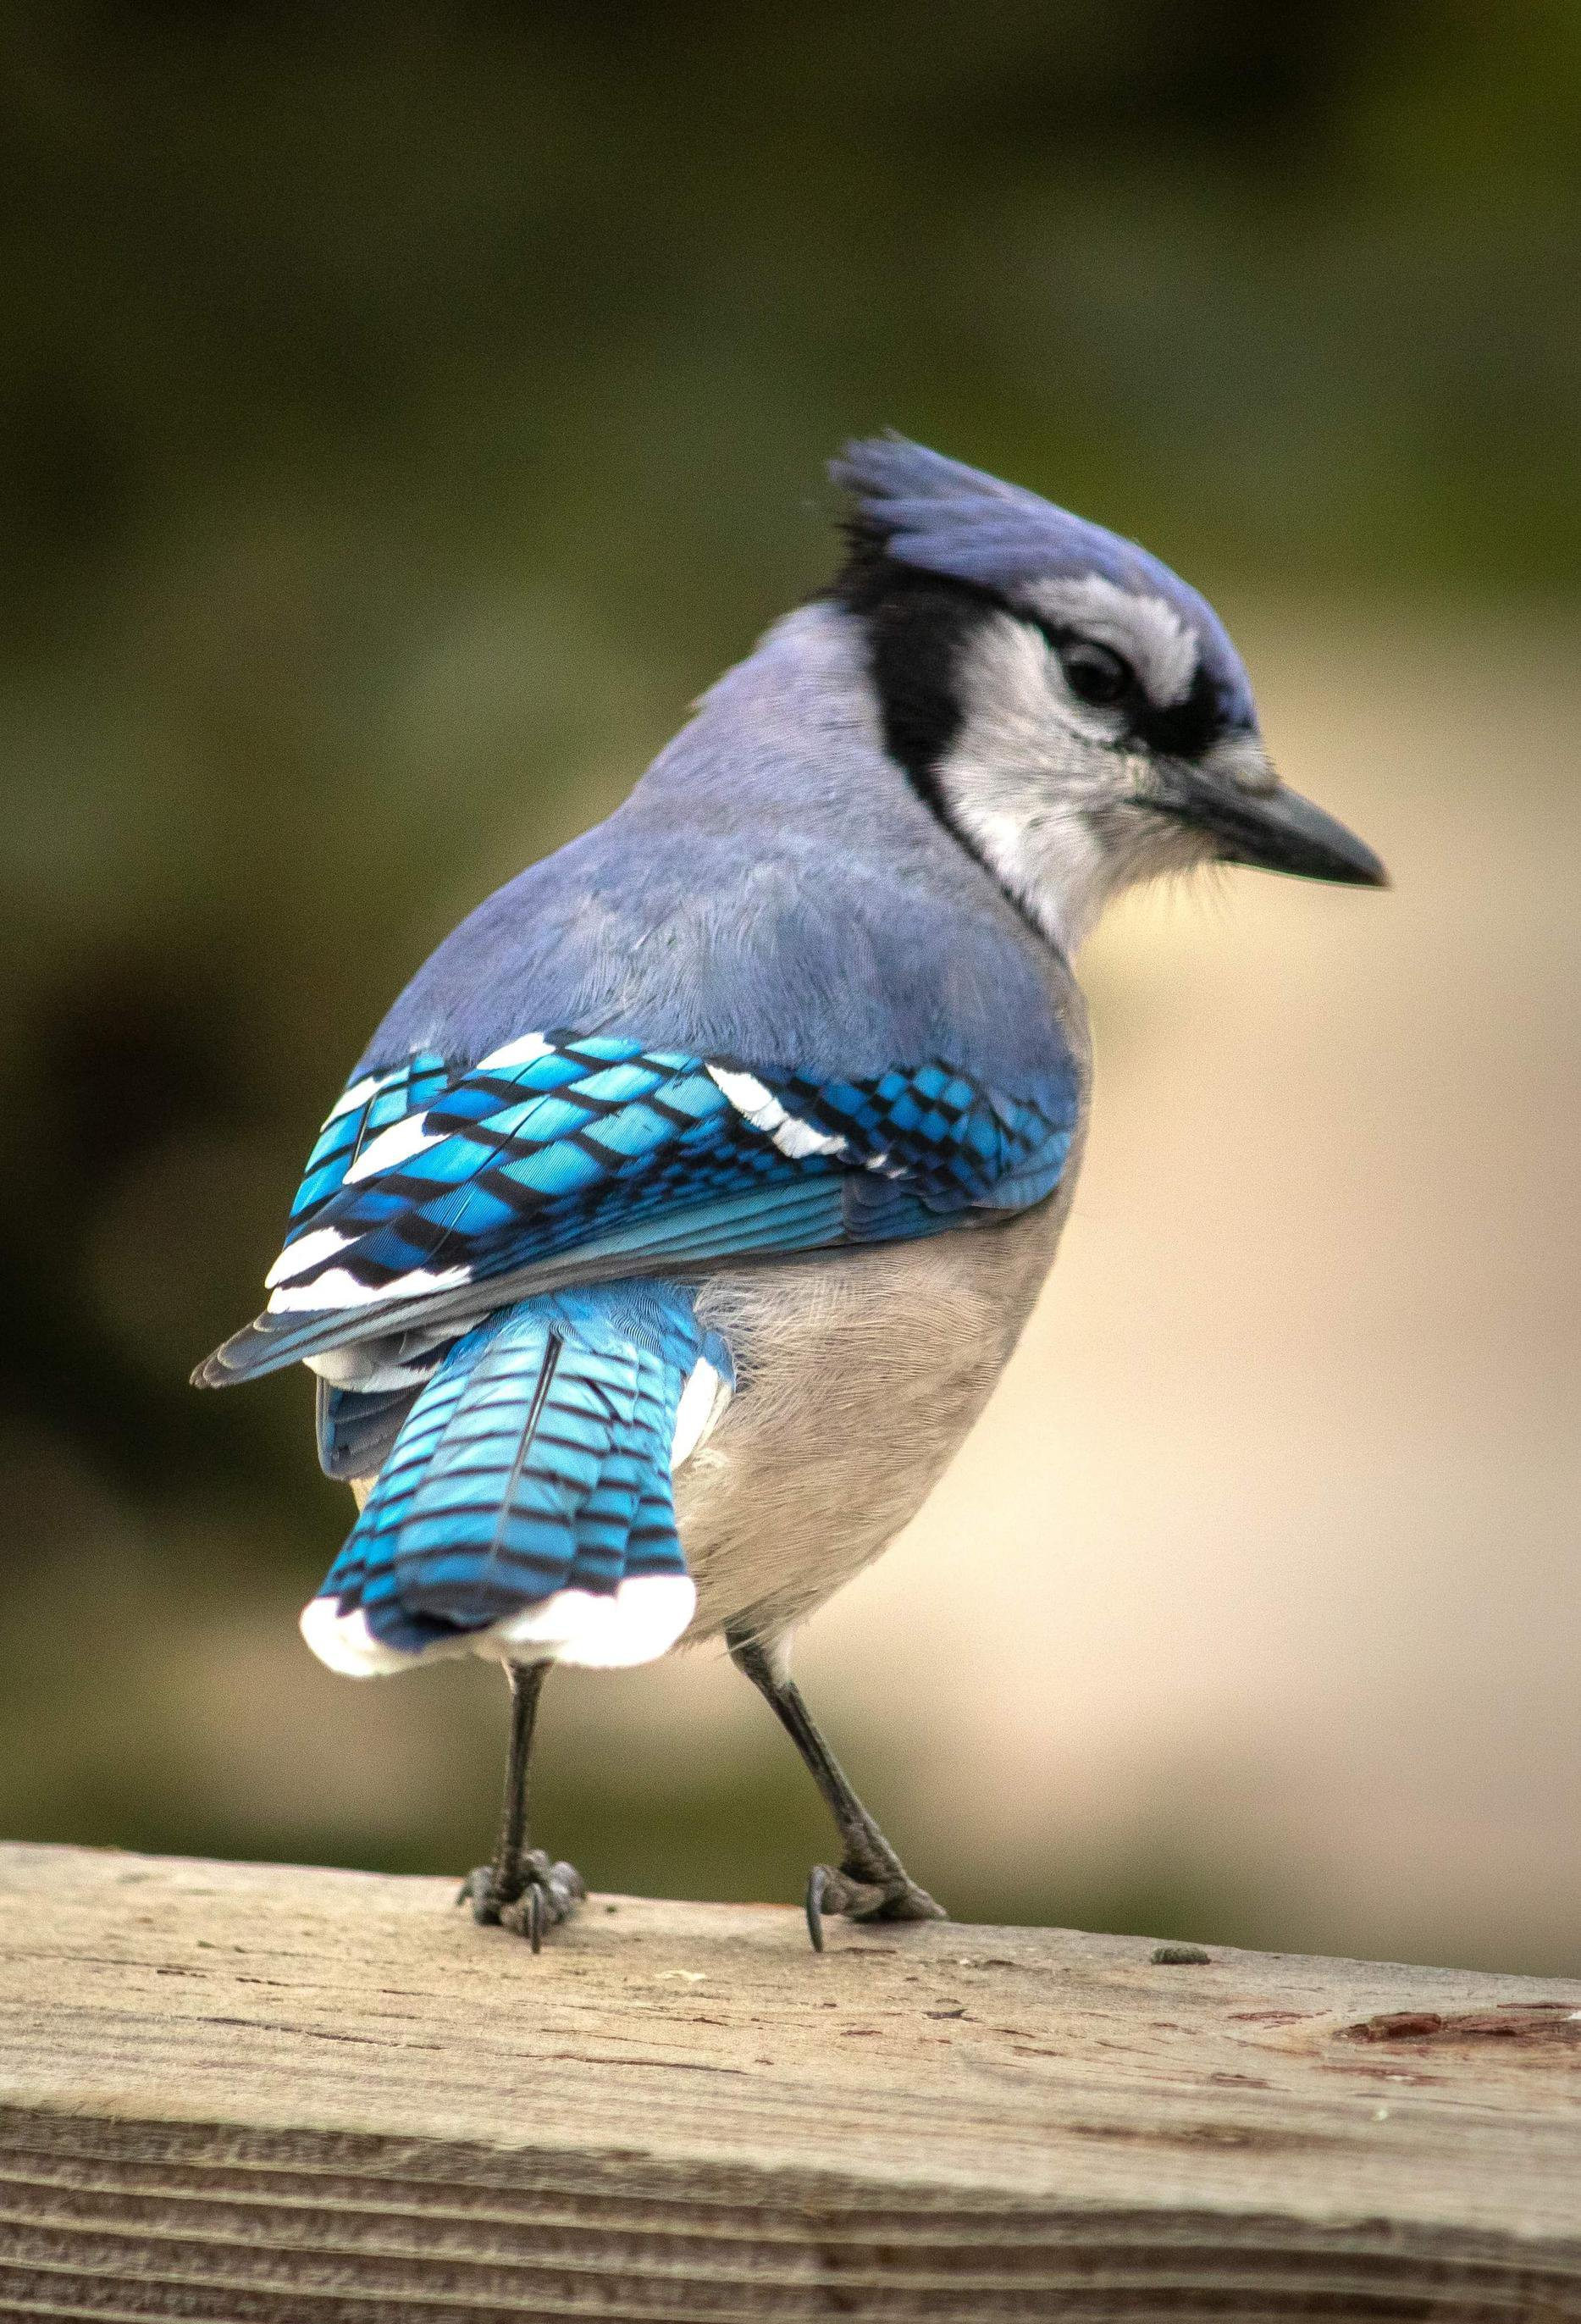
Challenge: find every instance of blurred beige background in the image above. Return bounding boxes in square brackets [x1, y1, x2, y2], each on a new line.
[1, 8, 1576, 1975]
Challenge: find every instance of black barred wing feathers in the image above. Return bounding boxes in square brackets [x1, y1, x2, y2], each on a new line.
[197, 1032, 1079, 1386]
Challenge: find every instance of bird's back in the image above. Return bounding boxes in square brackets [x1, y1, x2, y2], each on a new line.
[363, 605, 1086, 1093]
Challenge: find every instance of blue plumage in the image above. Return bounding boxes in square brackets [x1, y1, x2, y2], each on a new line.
[351, 601, 1085, 1088]
[290, 1052, 450, 1231]
[317, 1377, 420, 1482]
[204, 1033, 1079, 1383]
[312, 1282, 730, 1660]
[832, 435, 1258, 733]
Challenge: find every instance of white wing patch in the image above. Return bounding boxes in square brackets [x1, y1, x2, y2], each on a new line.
[306, 1323, 457, 1390]
[268, 1261, 473, 1314]
[325, 1075, 380, 1123]
[343, 1112, 444, 1185]
[305, 1347, 440, 1390]
[478, 1032, 555, 1073]
[705, 1064, 848, 1160]
[266, 1226, 350, 1290]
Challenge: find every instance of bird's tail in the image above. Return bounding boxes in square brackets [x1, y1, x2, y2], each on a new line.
[299, 1282, 731, 1678]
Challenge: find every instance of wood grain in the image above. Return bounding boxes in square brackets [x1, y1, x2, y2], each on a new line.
[0, 1844, 1577, 2318]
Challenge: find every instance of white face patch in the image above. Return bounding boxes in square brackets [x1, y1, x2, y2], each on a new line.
[1025, 573, 1198, 710]
[934, 611, 1218, 956]
[1202, 732, 1280, 796]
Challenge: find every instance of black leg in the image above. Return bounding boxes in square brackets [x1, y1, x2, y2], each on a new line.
[459, 1660, 584, 1951]
[727, 1627, 945, 1951]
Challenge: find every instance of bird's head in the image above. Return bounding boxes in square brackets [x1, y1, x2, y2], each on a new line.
[831, 437, 1386, 954]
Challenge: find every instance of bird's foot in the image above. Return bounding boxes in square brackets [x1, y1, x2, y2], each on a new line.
[804, 1861, 947, 1953]
[458, 1850, 585, 1953]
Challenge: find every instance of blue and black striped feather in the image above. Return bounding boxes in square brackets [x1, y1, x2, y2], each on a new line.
[198, 1033, 1079, 1386]
[290, 1052, 451, 1234]
[315, 1284, 727, 1654]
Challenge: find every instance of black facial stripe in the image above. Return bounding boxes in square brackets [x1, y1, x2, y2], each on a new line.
[830, 548, 1003, 810]
[1132, 660, 1224, 758]
[1020, 614, 1223, 757]
[832, 543, 1230, 775]
[829, 551, 1064, 945]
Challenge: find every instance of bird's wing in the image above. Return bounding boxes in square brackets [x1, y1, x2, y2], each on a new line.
[196, 1029, 1079, 1386]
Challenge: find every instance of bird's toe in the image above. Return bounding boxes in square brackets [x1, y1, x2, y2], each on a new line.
[804, 1862, 947, 1951]
[459, 1865, 505, 1924]
[496, 1852, 586, 1953]
[460, 1851, 585, 1946]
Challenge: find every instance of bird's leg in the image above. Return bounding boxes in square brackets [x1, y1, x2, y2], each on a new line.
[459, 1660, 584, 1951]
[727, 1627, 946, 1951]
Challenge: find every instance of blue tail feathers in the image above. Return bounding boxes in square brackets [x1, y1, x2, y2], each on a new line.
[305, 1281, 731, 1669]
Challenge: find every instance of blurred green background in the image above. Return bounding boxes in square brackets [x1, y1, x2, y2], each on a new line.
[3, 4, 1578, 1972]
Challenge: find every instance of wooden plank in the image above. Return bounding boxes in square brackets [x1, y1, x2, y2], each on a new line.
[0, 1842, 1577, 2319]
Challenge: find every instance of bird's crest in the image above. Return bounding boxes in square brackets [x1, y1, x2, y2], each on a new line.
[831, 434, 1256, 732]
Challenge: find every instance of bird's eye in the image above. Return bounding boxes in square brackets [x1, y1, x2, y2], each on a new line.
[1056, 639, 1133, 709]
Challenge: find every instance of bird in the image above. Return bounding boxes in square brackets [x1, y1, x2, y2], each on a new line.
[196, 438, 1386, 1952]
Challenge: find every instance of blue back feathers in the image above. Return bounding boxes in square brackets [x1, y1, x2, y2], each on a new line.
[345, 593, 1085, 1087]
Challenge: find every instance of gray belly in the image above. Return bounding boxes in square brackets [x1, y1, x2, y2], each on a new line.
[677, 1198, 1067, 1650]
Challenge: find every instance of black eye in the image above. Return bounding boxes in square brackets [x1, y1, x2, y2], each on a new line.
[1057, 638, 1133, 709]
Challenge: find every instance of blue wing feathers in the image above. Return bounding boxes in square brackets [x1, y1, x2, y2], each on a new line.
[290, 1052, 451, 1231]
[197, 1032, 1078, 1386]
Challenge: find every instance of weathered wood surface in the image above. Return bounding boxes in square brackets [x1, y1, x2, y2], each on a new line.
[0, 1844, 1577, 2320]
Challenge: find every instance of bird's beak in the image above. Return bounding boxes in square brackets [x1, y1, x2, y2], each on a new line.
[1153, 737, 1389, 889]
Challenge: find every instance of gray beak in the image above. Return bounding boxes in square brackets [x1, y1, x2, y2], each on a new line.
[1154, 738, 1389, 889]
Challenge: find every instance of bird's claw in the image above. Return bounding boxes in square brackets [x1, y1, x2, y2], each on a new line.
[459, 1851, 585, 1951]
[804, 1861, 946, 1952]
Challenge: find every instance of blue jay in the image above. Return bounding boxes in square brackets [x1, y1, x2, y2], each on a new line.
[197, 440, 1385, 1951]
